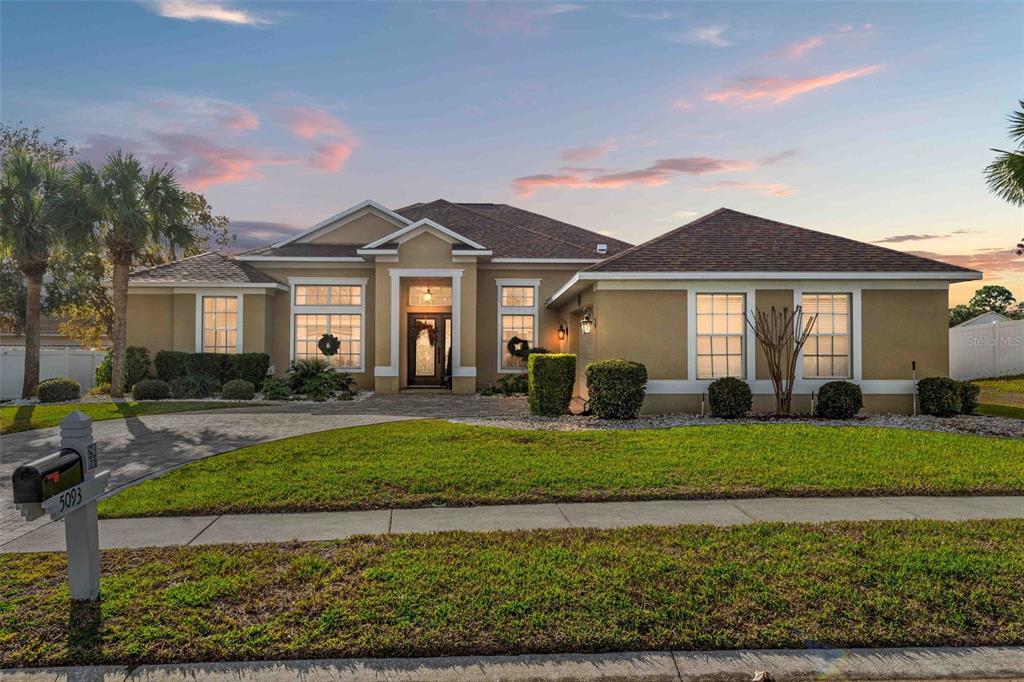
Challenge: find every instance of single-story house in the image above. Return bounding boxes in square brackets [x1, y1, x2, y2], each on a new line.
[126, 200, 981, 413]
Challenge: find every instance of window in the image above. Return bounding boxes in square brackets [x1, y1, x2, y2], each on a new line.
[201, 296, 238, 354]
[409, 285, 452, 307]
[802, 293, 851, 378]
[497, 281, 539, 371]
[295, 285, 361, 306]
[294, 314, 361, 369]
[696, 293, 745, 379]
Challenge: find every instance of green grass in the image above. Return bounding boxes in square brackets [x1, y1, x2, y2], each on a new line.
[99, 421, 1024, 518]
[979, 403, 1024, 419]
[2, 520, 1022, 667]
[973, 374, 1024, 419]
[974, 374, 1024, 394]
[0, 401, 257, 435]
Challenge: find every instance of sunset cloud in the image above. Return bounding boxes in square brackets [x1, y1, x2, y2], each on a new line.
[219, 104, 260, 131]
[231, 221, 301, 250]
[705, 65, 883, 106]
[674, 24, 732, 47]
[782, 35, 824, 60]
[672, 98, 694, 111]
[308, 142, 356, 173]
[874, 230, 978, 244]
[908, 249, 1023, 280]
[560, 142, 616, 162]
[282, 106, 351, 139]
[146, 0, 271, 26]
[149, 132, 285, 190]
[434, 2, 579, 36]
[697, 180, 795, 196]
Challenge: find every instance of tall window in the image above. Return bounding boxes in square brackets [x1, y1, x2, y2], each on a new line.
[498, 281, 539, 371]
[696, 293, 745, 379]
[291, 280, 365, 371]
[202, 296, 238, 354]
[802, 293, 851, 378]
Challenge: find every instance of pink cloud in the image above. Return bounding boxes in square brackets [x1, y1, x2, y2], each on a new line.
[705, 65, 884, 106]
[309, 142, 356, 173]
[697, 180, 796, 196]
[672, 98, 694, 111]
[220, 104, 260, 131]
[560, 142, 616, 162]
[283, 106, 351, 139]
[782, 35, 824, 60]
[149, 132, 288, 190]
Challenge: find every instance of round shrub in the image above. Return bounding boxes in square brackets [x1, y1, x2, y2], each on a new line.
[917, 376, 962, 417]
[528, 353, 576, 417]
[707, 377, 752, 418]
[815, 380, 863, 420]
[133, 379, 170, 400]
[95, 346, 151, 390]
[229, 353, 271, 389]
[585, 359, 648, 419]
[302, 373, 333, 402]
[154, 350, 189, 383]
[221, 379, 255, 400]
[38, 377, 80, 403]
[958, 380, 980, 415]
[170, 374, 219, 399]
[260, 377, 291, 401]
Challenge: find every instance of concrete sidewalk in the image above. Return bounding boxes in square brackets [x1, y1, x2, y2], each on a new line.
[4, 646, 1024, 681]
[4, 495, 1022, 553]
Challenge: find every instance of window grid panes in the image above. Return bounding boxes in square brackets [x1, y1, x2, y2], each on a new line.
[294, 313, 361, 369]
[202, 297, 238, 354]
[802, 293, 851, 378]
[501, 314, 535, 369]
[295, 285, 361, 306]
[501, 286, 535, 307]
[696, 293, 745, 379]
[408, 285, 452, 307]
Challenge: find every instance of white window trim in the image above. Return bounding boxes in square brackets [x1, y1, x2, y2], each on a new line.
[195, 294, 243, 354]
[694, 292, 748, 380]
[288, 277, 368, 373]
[497, 278, 541, 373]
[794, 286, 861, 383]
[799, 291, 854, 380]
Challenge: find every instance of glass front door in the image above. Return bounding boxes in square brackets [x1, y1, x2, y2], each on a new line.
[407, 314, 450, 386]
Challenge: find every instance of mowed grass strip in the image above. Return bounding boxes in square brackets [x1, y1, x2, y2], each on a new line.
[99, 421, 1024, 518]
[0, 401, 257, 434]
[2, 520, 1023, 667]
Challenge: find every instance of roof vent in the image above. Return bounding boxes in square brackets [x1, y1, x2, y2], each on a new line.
[596, 243, 608, 254]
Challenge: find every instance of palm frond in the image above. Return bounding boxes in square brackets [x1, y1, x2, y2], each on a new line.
[984, 150, 1024, 207]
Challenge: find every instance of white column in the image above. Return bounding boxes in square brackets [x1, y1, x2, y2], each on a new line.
[452, 272, 462, 371]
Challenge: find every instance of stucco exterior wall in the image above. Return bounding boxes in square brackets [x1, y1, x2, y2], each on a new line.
[307, 212, 400, 245]
[591, 288, 687, 380]
[862, 289, 948, 380]
[126, 293, 175, 353]
[754, 289, 794, 380]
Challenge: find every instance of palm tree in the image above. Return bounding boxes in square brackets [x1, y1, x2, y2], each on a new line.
[69, 151, 195, 397]
[0, 150, 66, 397]
[984, 100, 1024, 255]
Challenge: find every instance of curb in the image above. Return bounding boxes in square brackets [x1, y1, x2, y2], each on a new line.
[4, 647, 1024, 681]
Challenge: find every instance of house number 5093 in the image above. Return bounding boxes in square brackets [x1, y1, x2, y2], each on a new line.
[58, 488, 83, 512]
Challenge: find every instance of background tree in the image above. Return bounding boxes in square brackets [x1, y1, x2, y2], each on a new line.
[48, 251, 114, 349]
[983, 100, 1024, 253]
[969, 284, 1016, 314]
[68, 151, 196, 397]
[0, 150, 67, 396]
[0, 122, 76, 165]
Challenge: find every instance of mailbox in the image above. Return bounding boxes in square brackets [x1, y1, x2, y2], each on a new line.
[12, 448, 83, 504]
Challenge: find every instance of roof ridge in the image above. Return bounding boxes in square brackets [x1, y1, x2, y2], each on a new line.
[443, 200, 607, 257]
[131, 250, 226, 276]
[461, 202, 631, 249]
[583, 208, 730, 272]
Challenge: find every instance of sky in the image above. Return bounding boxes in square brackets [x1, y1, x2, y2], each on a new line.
[2, 0, 1022, 305]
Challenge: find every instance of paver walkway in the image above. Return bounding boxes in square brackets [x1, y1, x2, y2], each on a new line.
[4, 495, 1022, 553]
[0, 394, 527, 543]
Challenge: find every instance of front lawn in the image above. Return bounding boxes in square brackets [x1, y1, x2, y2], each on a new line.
[0, 401, 257, 435]
[974, 374, 1024, 419]
[99, 421, 1024, 518]
[2, 520, 1022, 667]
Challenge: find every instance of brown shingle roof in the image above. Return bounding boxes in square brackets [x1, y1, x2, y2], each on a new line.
[130, 252, 282, 284]
[587, 208, 981, 274]
[240, 243, 362, 258]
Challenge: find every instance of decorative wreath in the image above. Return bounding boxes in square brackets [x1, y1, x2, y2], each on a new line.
[317, 333, 341, 357]
[506, 336, 530, 358]
[410, 320, 437, 346]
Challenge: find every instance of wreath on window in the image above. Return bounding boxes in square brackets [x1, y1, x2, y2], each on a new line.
[506, 336, 530, 358]
[318, 333, 341, 357]
[410, 320, 437, 346]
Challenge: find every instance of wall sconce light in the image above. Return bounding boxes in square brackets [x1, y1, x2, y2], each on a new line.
[580, 310, 595, 335]
[557, 319, 568, 341]
[423, 281, 433, 304]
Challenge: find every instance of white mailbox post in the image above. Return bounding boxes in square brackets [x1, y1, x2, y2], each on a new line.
[12, 411, 108, 601]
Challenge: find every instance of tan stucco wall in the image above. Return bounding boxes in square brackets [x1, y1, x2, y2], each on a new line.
[242, 294, 267, 354]
[126, 293, 175, 354]
[591, 288, 687, 380]
[862, 289, 948, 380]
[307, 212, 401, 245]
[754, 289, 794, 380]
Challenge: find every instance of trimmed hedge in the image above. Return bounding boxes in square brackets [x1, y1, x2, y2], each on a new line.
[229, 353, 271, 389]
[261, 377, 291, 400]
[958, 380, 981, 415]
[585, 359, 648, 419]
[221, 379, 255, 400]
[917, 376, 962, 417]
[815, 381, 863, 420]
[708, 377, 752, 418]
[184, 353, 230, 383]
[154, 351, 190, 383]
[95, 346, 151, 391]
[37, 377, 81, 403]
[133, 379, 171, 400]
[170, 374, 219, 399]
[528, 353, 576, 417]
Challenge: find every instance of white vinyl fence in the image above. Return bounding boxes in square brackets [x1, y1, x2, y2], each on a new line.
[0, 347, 107, 399]
[949, 318, 1024, 380]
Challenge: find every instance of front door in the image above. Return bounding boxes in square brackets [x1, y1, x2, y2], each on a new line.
[407, 313, 451, 386]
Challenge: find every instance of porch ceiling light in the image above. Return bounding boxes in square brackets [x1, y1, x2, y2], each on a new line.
[557, 319, 568, 341]
[423, 283, 433, 304]
[580, 310, 595, 335]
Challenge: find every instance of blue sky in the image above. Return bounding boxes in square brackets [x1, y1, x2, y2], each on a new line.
[2, 0, 1021, 302]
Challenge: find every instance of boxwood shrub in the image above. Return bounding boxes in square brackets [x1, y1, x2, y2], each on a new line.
[154, 350, 190, 383]
[184, 353, 230, 384]
[95, 346, 151, 391]
[815, 380, 863, 420]
[958, 380, 980, 415]
[585, 359, 648, 419]
[261, 377, 291, 401]
[133, 379, 170, 400]
[229, 353, 271, 389]
[37, 377, 81, 403]
[170, 374, 219, 399]
[221, 378, 256, 400]
[708, 377, 752, 418]
[917, 376, 962, 417]
[528, 353, 576, 417]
